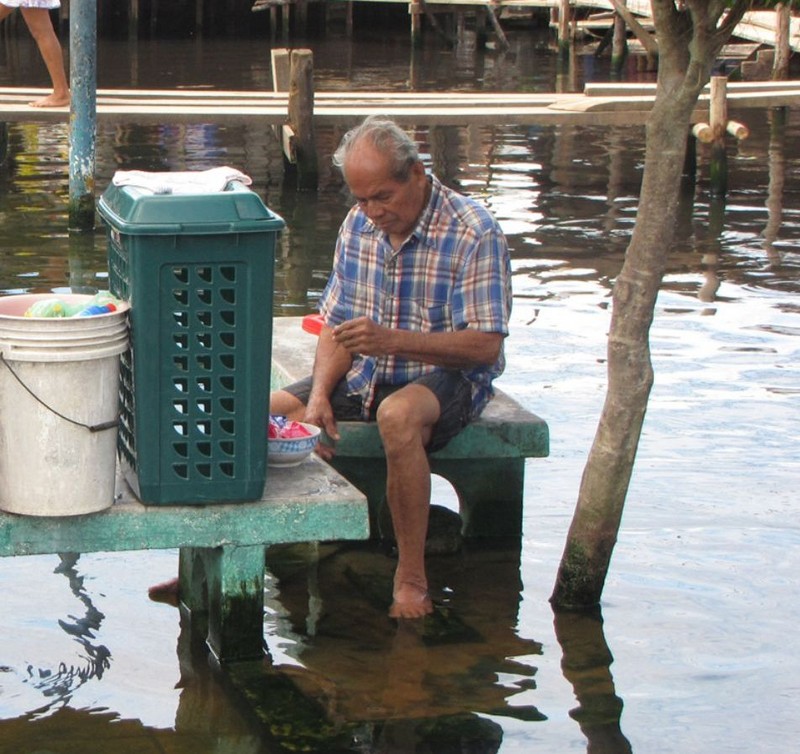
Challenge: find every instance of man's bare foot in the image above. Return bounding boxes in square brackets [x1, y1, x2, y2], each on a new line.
[389, 579, 433, 619]
[29, 91, 69, 108]
[148, 577, 180, 607]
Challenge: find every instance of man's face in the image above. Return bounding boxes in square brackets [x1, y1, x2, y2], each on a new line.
[344, 143, 428, 241]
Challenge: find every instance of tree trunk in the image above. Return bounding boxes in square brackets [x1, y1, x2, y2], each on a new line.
[551, 0, 751, 609]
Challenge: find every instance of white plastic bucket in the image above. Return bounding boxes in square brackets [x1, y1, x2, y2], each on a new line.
[0, 294, 130, 516]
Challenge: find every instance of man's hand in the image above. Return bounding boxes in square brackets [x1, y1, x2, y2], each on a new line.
[304, 392, 340, 461]
[332, 316, 391, 357]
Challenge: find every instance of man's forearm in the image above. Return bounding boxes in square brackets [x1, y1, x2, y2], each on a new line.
[386, 328, 503, 369]
[309, 327, 353, 400]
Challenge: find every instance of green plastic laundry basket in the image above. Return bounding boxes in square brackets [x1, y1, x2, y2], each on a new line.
[98, 181, 284, 505]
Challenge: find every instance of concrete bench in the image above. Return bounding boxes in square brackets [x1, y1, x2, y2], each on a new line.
[271, 317, 549, 540]
[0, 460, 368, 662]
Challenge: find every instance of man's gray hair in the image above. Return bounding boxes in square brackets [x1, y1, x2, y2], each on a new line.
[332, 115, 420, 182]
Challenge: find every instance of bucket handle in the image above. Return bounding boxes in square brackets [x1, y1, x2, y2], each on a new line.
[0, 352, 118, 433]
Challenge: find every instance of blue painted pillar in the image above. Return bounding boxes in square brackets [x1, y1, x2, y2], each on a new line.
[69, 0, 98, 230]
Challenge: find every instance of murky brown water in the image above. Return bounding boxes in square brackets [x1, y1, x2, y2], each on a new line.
[1, 23, 799, 754]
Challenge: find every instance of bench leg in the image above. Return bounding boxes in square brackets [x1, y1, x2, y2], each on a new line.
[331, 454, 526, 541]
[431, 457, 525, 539]
[329, 456, 388, 539]
[179, 545, 266, 662]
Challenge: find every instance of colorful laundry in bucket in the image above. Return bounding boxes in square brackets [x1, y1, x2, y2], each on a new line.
[24, 292, 122, 318]
[268, 415, 314, 440]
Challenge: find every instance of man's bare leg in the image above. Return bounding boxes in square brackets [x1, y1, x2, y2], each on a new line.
[21, 9, 69, 108]
[377, 386, 439, 619]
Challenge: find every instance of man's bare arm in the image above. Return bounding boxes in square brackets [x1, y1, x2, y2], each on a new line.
[332, 317, 503, 369]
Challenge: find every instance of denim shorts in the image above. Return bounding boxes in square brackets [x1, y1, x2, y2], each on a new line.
[280, 370, 474, 453]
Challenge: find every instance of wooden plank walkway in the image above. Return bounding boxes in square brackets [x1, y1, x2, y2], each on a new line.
[2, 83, 799, 128]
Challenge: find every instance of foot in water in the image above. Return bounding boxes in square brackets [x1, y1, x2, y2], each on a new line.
[148, 577, 180, 607]
[389, 578, 433, 620]
[29, 91, 69, 108]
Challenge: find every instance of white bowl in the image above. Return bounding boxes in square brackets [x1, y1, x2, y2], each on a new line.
[267, 422, 321, 467]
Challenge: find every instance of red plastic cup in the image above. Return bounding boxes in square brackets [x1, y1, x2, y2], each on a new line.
[302, 314, 324, 336]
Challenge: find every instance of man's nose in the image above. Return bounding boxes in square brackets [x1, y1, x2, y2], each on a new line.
[364, 199, 384, 218]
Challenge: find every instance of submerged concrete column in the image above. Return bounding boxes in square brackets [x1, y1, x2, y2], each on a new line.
[69, 0, 98, 231]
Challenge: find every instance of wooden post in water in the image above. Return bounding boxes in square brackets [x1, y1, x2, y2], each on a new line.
[764, 107, 786, 266]
[129, 0, 138, 39]
[611, 0, 628, 74]
[195, 0, 204, 36]
[772, 2, 790, 81]
[69, 0, 97, 231]
[557, 0, 571, 57]
[411, 1, 422, 48]
[0, 123, 8, 166]
[288, 49, 318, 191]
[486, 0, 509, 51]
[709, 76, 728, 197]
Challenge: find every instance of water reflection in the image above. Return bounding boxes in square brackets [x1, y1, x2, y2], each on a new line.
[553, 608, 631, 754]
[260, 541, 542, 745]
[15, 554, 111, 715]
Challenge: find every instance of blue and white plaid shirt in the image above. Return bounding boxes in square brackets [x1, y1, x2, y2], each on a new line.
[319, 174, 512, 419]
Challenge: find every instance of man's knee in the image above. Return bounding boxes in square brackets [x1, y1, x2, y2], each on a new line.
[376, 387, 437, 454]
[270, 389, 305, 419]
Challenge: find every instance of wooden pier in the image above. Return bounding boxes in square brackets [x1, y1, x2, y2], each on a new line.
[2, 82, 800, 128]
[249, 1, 800, 53]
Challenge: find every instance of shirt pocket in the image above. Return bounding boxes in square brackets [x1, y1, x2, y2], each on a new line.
[417, 302, 452, 333]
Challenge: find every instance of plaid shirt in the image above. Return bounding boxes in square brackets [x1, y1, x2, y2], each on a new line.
[319, 174, 512, 419]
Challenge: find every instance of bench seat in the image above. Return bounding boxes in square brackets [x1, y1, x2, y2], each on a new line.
[271, 317, 549, 539]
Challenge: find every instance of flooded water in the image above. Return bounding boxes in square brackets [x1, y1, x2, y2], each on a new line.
[1, 23, 799, 754]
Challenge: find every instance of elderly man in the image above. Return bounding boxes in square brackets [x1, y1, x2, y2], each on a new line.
[271, 116, 512, 618]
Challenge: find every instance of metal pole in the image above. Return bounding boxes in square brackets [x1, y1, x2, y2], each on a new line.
[69, 0, 98, 231]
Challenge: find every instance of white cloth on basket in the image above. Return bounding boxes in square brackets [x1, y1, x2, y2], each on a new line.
[111, 167, 253, 195]
[0, 1, 61, 9]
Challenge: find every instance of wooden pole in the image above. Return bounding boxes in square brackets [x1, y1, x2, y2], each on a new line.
[611, 0, 628, 74]
[129, 0, 139, 39]
[0, 123, 8, 166]
[411, 1, 422, 48]
[772, 2, 790, 81]
[486, 1, 509, 51]
[288, 49, 318, 191]
[764, 108, 786, 265]
[557, 0, 570, 57]
[608, 0, 657, 68]
[69, 0, 97, 231]
[271, 47, 291, 92]
[682, 130, 697, 183]
[709, 76, 728, 197]
[476, 6, 488, 49]
[295, 0, 308, 36]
